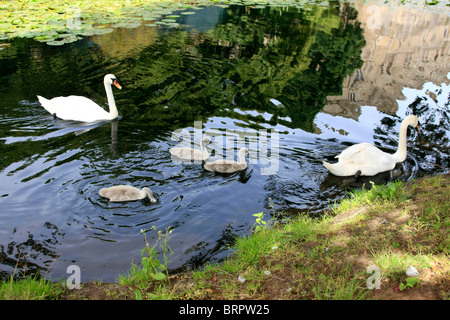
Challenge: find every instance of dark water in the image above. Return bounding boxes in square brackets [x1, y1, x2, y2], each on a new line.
[0, 2, 448, 282]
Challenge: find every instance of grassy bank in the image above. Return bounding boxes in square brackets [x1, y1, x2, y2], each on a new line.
[2, 172, 447, 300]
[145, 172, 448, 300]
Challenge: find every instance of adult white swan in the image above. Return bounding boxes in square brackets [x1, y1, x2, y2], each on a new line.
[99, 185, 157, 203]
[204, 147, 249, 173]
[322, 115, 420, 177]
[169, 136, 211, 161]
[37, 74, 122, 123]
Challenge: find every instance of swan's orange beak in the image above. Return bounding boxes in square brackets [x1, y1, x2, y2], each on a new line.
[416, 123, 421, 135]
[113, 79, 122, 89]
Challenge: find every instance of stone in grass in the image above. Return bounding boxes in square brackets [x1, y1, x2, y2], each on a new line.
[405, 265, 419, 277]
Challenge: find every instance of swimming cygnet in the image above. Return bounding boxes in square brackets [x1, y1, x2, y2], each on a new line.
[169, 136, 211, 161]
[99, 185, 157, 203]
[204, 147, 249, 173]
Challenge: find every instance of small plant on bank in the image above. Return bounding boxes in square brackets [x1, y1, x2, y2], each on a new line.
[399, 277, 421, 291]
[252, 212, 268, 233]
[367, 181, 411, 203]
[118, 226, 174, 299]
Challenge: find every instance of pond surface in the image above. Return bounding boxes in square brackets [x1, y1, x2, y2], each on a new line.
[0, 1, 448, 282]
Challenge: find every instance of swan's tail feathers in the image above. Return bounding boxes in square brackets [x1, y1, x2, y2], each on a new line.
[322, 160, 331, 170]
[322, 160, 340, 176]
[37, 95, 56, 115]
[37, 95, 48, 104]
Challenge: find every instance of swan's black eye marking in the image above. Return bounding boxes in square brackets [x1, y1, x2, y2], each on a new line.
[112, 78, 122, 89]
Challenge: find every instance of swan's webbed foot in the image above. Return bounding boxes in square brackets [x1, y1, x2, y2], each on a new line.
[355, 170, 362, 178]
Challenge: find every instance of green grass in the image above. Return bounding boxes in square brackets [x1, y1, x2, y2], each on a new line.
[312, 263, 369, 300]
[331, 180, 409, 214]
[0, 274, 64, 300]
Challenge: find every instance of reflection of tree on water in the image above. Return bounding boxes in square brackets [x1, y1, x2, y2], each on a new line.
[125, 3, 365, 132]
[400, 80, 450, 174]
[0, 222, 62, 281]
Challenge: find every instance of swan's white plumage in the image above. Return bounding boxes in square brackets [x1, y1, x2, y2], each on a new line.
[323, 115, 420, 177]
[204, 147, 249, 173]
[37, 74, 121, 123]
[99, 185, 157, 203]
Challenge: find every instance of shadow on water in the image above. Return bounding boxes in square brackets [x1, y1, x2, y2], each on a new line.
[0, 2, 448, 281]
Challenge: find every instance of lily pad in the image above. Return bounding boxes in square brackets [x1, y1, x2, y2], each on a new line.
[123, 22, 142, 29]
[166, 22, 181, 28]
[161, 19, 177, 23]
[92, 28, 114, 34]
[78, 29, 97, 36]
[142, 13, 161, 21]
[46, 39, 66, 46]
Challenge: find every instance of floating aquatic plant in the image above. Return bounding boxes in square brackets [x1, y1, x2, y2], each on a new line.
[0, 0, 324, 45]
[0, 0, 204, 45]
[1, 0, 441, 46]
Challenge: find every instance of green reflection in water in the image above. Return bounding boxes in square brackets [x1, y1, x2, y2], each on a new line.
[120, 3, 365, 132]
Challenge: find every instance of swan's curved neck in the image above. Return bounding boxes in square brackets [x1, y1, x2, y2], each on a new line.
[238, 150, 247, 164]
[104, 81, 118, 120]
[200, 139, 207, 151]
[392, 120, 410, 162]
[142, 188, 156, 202]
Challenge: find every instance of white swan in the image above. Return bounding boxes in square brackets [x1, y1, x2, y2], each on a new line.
[323, 115, 420, 177]
[204, 147, 249, 173]
[170, 137, 211, 161]
[37, 74, 122, 123]
[99, 185, 157, 203]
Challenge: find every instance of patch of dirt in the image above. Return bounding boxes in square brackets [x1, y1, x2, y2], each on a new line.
[330, 206, 368, 225]
[369, 283, 443, 300]
[64, 282, 133, 300]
